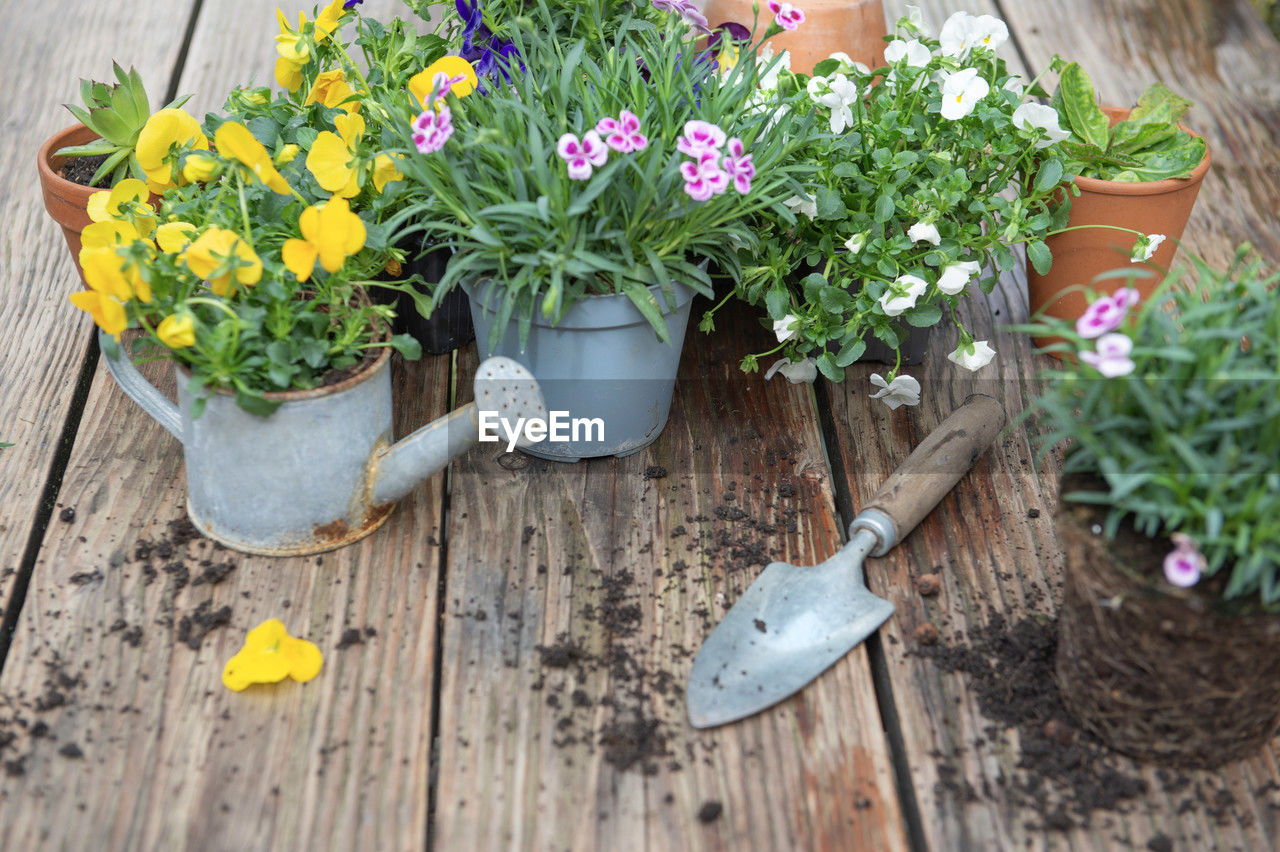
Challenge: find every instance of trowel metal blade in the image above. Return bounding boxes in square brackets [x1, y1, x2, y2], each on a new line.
[686, 556, 895, 729]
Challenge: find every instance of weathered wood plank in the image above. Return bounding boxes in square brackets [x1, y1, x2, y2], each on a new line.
[816, 2, 1280, 849]
[0, 0, 199, 613]
[0, 2, 450, 849]
[432, 300, 908, 851]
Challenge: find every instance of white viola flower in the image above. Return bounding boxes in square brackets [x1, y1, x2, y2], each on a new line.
[765, 357, 818, 384]
[938, 11, 977, 57]
[806, 75, 830, 100]
[828, 51, 855, 68]
[903, 5, 927, 34]
[1001, 77, 1025, 97]
[758, 47, 791, 91]
[783, 193, 818, 220]
[773, 314, 800, 343]
[1080, 333, 1136, 378]
[815, 74, 860, 133]
[879, 274, 929, 316]
[907, 221, 941, 246]
[883, 38, 931, 68]
[940, 67, 990, 120]
[1131, 233, 1166, 262]
[970, 15, 1009, 52]
[1012, 102, 1070, 149]
[844, 232, 867, 255]
[936, 260, 981, 295]
[869, 373, 922, 410]
[947, 339, 996, 371]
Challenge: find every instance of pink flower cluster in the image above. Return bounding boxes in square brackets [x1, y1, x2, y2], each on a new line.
[1076, 287, 1139, 338]
[557, 111, 650, 180]
[677, 120, 755, 202]
[413, 106, 454, 154]
[768, 1, 805, 31]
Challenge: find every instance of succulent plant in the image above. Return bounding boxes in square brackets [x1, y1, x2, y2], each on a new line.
[55, 62, 190, 187]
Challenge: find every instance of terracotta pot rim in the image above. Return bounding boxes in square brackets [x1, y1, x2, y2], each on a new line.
[1070, 106, 1212, 196]
[37, 123, 104, 203]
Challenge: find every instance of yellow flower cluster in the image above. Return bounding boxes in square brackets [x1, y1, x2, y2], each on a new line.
[135, 108, 209, 194]
[275, 0, 348, 92]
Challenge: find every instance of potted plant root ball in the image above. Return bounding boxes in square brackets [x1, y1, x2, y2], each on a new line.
[1025, 246, 1280, 769]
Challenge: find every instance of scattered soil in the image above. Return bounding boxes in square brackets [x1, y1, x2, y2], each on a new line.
[58, 507, 76, 523]
[697, 801, 723, 823]
[914, 573, 941, 597]
[336, 626, 376, 650]
[60, 154, 110, 188]
[643, 466, 668, 480]
[176, 601, 233, 651]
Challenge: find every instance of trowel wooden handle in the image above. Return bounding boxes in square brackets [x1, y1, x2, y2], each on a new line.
[860, 394, 1005, 554]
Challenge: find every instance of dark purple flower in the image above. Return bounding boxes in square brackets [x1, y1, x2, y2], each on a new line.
[705, 21, 752, 54]
[455, 0, 522, 88]
[343, 0, 364, 8]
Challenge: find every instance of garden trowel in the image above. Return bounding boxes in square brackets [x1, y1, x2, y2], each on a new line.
[687, 394, 1005, 728]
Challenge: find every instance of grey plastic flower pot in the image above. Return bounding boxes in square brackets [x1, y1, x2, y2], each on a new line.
[462, 279, 695, 462]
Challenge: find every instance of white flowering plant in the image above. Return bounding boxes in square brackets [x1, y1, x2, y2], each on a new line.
[1023, 247, 1280, 607]
[712, 9, 1076, 395]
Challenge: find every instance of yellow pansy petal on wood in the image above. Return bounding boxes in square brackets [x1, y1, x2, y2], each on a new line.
[282, 237, 319, 282]
[372, 153, 403, 193]
[69, 289, 127, 337]
[222, 619, 323, 692]
[155, 221, 197, 253]
[156, 314, 195, 349]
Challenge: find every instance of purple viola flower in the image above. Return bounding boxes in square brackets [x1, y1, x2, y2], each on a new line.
[706, 21, 752, 53]
[596, 110, 648, 153]
[455, 0, 522, 87]
[413, 106, 454, 154]
[651, 0, 712, 33]
[677, 120, 727, 158]
[343, 0, 364, 8]
[557, 131, 608, 180]
[1163, 533, 1205, 587]
[681, 152, 730, 201]
[721, 137, 755, 194]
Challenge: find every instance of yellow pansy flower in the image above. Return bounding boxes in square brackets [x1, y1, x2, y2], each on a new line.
[183, 227, 263, 297]
[78, 243, 151, 303]
[313, 0, 347, 41]
[214, 121, 294, 196]
[408, 56, 478, 110]
[306, 112, 364, 199]
[182, 151, 218, 183]
[156, 314, 196, 349]
[135, 108, 209, 194]
[81, 219, 143, 251]
[69, 287, 127, 338]
[274, 143, 300, 166]
[282, 197, 367, 281]
[371, 153, 403, 193]
[155, 221, 197, 254]
[222, 619, 323, 691]
[306, 69, 359, 114]
[87, 178, 150, 223]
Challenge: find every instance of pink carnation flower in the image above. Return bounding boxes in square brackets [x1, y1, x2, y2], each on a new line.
[413, 106, 454, 154]
[768, 1, 805, 30]
[596, 110, 648, 153]
[681, 152, 729, 201]
[1076, 288, 1140, 338]
[556, 130, 608, 180]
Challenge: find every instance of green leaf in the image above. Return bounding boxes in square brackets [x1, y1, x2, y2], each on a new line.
[1122, 134, 1206, 181]
[873, 192, 895, 223]
[1034, 158, 1065, 194]
[814, 186, 847, 220]
[1027, 240, 1053, 275]
[834, 339, 867, 367]
[903, 304, 942, 327]
[1057, 62, 1111, 150]
[811, 58, 840, 77]
[816, 352, 844, 381]
[765, 287, 789, 318]
[622, 281, 670, 343]
[234, 389, 281, 418]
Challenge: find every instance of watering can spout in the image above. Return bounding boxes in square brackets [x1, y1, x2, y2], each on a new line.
[370, 357, 546, 504]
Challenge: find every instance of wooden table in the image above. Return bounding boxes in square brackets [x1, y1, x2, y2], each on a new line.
[2, 1, 1277, 849]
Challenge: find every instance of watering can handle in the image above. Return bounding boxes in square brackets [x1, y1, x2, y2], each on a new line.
[98, 330, 183, 442]
[850, 394, 1005, 556]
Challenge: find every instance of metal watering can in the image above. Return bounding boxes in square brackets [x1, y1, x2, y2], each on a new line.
[100, 330, 546, 555]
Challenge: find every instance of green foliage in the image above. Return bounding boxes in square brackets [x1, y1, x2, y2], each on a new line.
[392, 0, 814, 346]
[1025, 248, 1280, 607]
[57, 62, 191, 187]
[1050, 61, 1206, 182]
[733, 11, 1067, 378]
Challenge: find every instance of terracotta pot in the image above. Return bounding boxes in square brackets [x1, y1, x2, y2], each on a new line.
[1054, 481, 1280, 769]
[1026, 107, 1211, 337]
[701, 0, 887, 74]
[37, 124, 104, 285]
